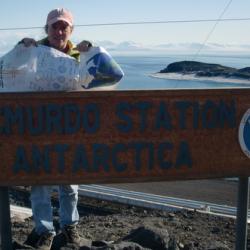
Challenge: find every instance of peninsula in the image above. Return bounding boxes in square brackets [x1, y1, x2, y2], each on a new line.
[159, 61, 250, 80]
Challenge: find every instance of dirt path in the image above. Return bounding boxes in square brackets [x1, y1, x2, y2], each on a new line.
[105, 179, 239, 206]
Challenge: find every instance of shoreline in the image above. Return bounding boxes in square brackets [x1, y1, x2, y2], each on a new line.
[150, 72, 250, 85]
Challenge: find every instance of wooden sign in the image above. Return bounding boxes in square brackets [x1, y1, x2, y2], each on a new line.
[0, 88, 250, 185]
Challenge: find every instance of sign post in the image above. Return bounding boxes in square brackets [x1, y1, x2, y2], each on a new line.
[0, 187, 12, 250]
[236, 177, 249, 250]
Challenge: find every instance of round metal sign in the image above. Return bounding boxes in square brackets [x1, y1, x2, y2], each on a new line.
[239, 109, 250, 158]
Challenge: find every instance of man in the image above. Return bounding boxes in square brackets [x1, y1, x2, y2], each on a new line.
[19, 8, 92, 249]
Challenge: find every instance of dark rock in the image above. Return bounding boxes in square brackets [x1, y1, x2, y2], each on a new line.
[77, 240, 150, 250]
[60, 244, 79, 250]
[91, 240, 114, 249]
[183, 242, 195, 250]
[207, 240, 230, 250]
[183, 225, 192, 231]
[168, 213, 175, 218]
[92, 240, 111, 247]
[168, 238, 180, 250]
[113, 241, 149, 250]
[211, 227, 220, 234]
[122, 226, 170, 250]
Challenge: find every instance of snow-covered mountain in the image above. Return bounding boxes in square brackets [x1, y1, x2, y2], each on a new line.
[94, 41, 250, 55]
[1, 40, 250, 57]
[96, 40, 149, 51]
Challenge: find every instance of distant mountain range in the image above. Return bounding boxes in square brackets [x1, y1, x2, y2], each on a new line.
[95, 41, 250, 53]
[1, 40, 250, 56]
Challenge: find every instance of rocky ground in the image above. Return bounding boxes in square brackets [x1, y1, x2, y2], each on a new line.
[8, 186, 250, 250]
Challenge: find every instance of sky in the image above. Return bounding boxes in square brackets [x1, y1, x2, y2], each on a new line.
[0, 0, 249, 53]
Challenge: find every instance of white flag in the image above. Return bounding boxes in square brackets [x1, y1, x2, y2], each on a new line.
[0, 44, 124, 92]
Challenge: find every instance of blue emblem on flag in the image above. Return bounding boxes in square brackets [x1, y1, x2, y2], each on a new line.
[82, 52, 124, 89]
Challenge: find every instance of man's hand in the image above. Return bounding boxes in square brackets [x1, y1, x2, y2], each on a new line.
[76, 40, 92, 52]
[18, 38, 37, 47]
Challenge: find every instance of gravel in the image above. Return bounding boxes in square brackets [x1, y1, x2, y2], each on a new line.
[8, 186, 250, 250]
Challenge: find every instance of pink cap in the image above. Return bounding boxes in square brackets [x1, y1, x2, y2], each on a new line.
[46, 8, 73, 26]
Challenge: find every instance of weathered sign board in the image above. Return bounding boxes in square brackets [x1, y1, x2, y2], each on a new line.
[0, 88, 250, 185]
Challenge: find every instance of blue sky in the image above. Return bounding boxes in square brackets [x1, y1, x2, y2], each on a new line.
[0, 0, 249, 51]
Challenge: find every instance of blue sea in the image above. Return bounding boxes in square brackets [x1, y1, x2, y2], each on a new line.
[113, 53, 250, 90]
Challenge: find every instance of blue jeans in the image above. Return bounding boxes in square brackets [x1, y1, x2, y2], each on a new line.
[30, 185, 79, 235]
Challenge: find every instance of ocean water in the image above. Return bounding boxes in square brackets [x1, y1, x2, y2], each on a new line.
[113, 53, 250, 90]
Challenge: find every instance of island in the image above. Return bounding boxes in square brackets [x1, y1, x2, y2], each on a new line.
[152, 61, 250, 84]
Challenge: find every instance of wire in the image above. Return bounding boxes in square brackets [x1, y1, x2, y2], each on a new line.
[191, 0, 233, 60]
[0, 17, 249, 31]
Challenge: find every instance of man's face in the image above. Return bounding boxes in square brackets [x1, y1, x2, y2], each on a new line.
[47, 21, 72, 51]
